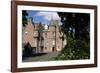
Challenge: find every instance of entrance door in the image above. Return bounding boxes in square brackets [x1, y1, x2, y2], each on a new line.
[52, 47, 55, 52]
[41, 46, 44, 53]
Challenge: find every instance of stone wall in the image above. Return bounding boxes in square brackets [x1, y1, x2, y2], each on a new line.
[22, 18, 66, 53]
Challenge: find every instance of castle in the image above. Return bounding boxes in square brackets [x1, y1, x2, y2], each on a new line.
[22, 17, 66, 54]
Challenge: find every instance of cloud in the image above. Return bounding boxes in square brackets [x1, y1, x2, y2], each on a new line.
[36, 12, 61, 21]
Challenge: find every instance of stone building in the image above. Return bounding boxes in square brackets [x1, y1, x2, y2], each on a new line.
[22, 17, 66, 54]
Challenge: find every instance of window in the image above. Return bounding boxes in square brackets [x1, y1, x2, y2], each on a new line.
[45, 47, 47, 50]
[52, 32, 55, 37]
[25, 31, 28, 35]
[45, 32, 47, 38]
[52, 40, 55, 46]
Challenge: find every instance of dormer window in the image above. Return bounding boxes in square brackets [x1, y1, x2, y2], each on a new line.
[45, 25, 48, 29]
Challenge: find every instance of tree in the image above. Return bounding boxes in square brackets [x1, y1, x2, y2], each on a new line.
[55, 12, 90, 60]
[36, 22, 44, 53]
[22, 10, 28, 27]
[58, 12, 90, 40]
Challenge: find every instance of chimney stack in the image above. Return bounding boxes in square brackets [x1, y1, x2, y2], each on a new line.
[27, 17, 33, 24]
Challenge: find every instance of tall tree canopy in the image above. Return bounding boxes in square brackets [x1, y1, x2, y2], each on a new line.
[58, 12, 90, 40]
[22, 10, 28, 27]
[55, 12, 90, 60]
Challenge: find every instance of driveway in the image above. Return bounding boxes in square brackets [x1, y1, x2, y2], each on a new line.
[23, 51, 60, 62]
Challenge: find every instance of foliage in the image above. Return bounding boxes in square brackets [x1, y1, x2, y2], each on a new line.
[55, 12, 90, 60]
[55, 37, 90, 60]
[22, 10, 28, 27]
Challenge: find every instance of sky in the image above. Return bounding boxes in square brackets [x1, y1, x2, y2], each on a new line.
[26, 10, 61, 25]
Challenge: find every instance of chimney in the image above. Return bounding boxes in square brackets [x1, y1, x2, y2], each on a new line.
[27, 17, 33, 24]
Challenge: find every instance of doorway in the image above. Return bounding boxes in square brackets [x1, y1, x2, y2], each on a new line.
[52, 47, 55, 52]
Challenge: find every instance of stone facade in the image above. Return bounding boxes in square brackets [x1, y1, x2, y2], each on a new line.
[22, 17, 66, 53]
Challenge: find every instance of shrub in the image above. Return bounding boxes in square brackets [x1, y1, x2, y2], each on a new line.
[55, 37, 90, 60]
